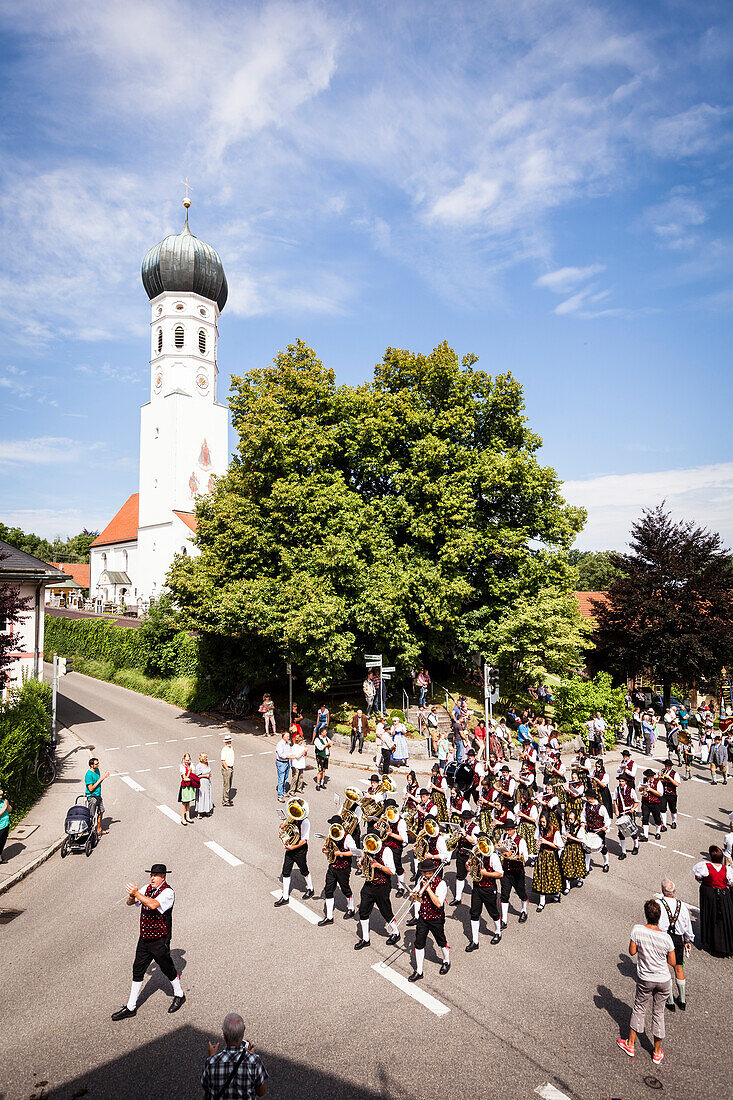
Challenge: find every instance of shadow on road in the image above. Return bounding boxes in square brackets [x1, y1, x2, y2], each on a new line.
[44, 1024, 401, 1099]
[593, 983, 629, 1033]
[58, 696, 105, 729]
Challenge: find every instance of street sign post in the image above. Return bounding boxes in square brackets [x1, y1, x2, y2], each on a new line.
[286, 661, 293, 718]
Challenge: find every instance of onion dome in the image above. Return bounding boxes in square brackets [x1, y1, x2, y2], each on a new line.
[141, 199, 228, 311]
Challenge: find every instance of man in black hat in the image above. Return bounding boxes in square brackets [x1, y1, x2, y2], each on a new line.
[319, 815, 356, 925]
[111, 864, 185, 1020]
[409, 858, 450, 982]
[452, 809, 478, 906]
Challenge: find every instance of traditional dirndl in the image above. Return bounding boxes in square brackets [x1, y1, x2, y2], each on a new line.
[532, 846, 564, 895]
[518, 819, 537, 857]
[560, 837, 586, 881]
[698, 883, 733, 956]
[564, 794, 584, 818]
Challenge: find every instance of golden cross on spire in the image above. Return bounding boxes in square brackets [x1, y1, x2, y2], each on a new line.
[182, 177, 193, 209]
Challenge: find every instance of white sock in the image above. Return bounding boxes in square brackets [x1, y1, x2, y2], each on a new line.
[360, 919, 370, 942]
[441, 945, 450, 963]
[413, 902, 420, 918]
[305, 874, 313, 890]
[603, 852, 610, 868]
[455, 879, 465, 902]
[661, 812, 667, 826]
[633, 839, 639, 851]
[521, 899, 528, 914]
[501, 902, 509, 924]
[494, 919, 502, 935]
[538, 894, 545, 906]
[347, 895, 354, 912]
[397, 875, 405, 888]
[585, 854, 592, 874]
[127, 980, 143, 1011]
[672, 814, 677, 825]
[643, 825, 649, 838]
[471, 919, 480, 944]
[677, 978, 686, 1003]
[388, 920, 399, 937]
[620, 838, 627, 855]
[325, 897, 334, 919]
[282, 876, 291, 900]
[171, 975, 183, 998]
[415, 947, 425, 974]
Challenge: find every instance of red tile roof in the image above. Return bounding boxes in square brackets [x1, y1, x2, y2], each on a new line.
[173, 510, 197, 533]
[91, 494, 139, 547]
[50, 562, 90, 588]
[575, 591, 609, 619]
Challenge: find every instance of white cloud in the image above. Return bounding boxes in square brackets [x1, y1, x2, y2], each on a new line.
[563, 462, 733, 550]
[648, 103, 730, 158]
[641, 191, 709, 250]
[0, 437, 103, 467]
[535, 265, 606, 292]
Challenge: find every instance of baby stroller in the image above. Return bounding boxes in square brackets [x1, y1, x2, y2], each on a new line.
[61, 795, 99, 858]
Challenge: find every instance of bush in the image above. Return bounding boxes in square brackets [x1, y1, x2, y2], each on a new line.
[0, 678, 52, 791]
[553, 672, 626, 749]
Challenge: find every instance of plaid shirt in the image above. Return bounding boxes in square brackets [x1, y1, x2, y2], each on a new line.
[201, 1046, 267, 1099]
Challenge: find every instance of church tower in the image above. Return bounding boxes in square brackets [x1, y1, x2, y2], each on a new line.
[136, 197, 229, 598]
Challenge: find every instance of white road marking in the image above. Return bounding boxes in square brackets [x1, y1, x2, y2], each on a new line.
[678, 812, 692, 818]
[165, 739, 177, 743]
[135, 769, 151, 773]
[691, 777, 706, 784]
[650, 841, 666, 848]
[205, 841, 243, 867]
[200, 733, 213, 738]
[145, 741, 158, 746]
[107, 747, 120, 751]
[371, 961, 450, 1018]
[183, 736, 196, 741]
[269, 890, 320, 924]
[126, 744, 141, 748]
[159, 765, 175, 770]
[120, 776, 145, 792]
[534, 1085, 571, 1100]
[157, 804, 182, 824]
[673, 850, 694, 858]
[259, 750, 272, 755]
[241, 753, 254, 758]
[697, 818, 715, 825]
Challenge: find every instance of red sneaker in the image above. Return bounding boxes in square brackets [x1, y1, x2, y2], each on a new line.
[617, 1038, 635, 1058]
[653, 1050, 664, 1065]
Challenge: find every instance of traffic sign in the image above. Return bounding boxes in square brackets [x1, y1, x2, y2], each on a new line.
[365, 661, 382, 669]
[364, 654, 382, 662]
[381, 666, 396, 673]
[380, 673, 392, 680]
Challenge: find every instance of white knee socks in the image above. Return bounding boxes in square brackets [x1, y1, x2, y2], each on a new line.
[305, 874, 313, 890]
[677, 978, 686, 1004]
[127, 980, 143, 1010]
[620, 838, 627, 855]
[325, 897, 334, 919]
[415, 948, 425, 974]
[501, 901, 509, 924]
[281, 876, 291, 900]
[585, 854, 592, 874]
[471, 919, 480, 944]
[455, 879, 465, 903]
[347, 895, 354, 912]
[413, 902, 420, 918]
[171, 975, 183, 998]
[360, 919, 370, 943]
[441, 945, 450, 963]
[603, 851, 610, 869]
[494, 918, 502, 935]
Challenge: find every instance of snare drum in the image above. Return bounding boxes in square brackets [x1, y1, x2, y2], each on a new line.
[576, 827, 603, 852]
[616, 814, 638, 839]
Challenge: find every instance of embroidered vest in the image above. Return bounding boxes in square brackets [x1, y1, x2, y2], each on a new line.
[585, 804, 603, 832]
[419, 877, 444, 921]
[140, 882, 172, 941]
[332, 850, 352, 871]
[644, 782, 661, 805]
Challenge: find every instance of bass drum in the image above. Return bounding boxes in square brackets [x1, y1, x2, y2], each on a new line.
[444, 762, 459, 786]
[576, 827, 603, 852]
[454, 762, 475, 793]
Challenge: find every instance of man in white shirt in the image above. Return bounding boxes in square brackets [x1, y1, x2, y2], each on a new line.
[656, 879, 693, 1011]
[275, 730, 291, 803]
[221, 735, 235, 807]
[409, 859, 451, 981]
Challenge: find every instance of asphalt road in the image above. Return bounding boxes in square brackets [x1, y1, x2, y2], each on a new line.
[1, 671, 731, 1100]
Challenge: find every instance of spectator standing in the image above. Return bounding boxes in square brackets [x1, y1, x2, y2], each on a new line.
[517, 718, 531, 750]
[642, 712, 655, 756]
[179, 754, 197, 825]
[195, 753, 213, 817]
[426, 706, 439, 757]
[393, 721, 409, 767]
[201, 1013, 267, 1100]
[437, 730, 452, 771]
[274, 729, 291, 802]
[289, 732, 307, 794]
[312, 703, 329, 743]
[372, 671, 383, 716]
[350, 709, 369, 754]
[85, 756, 110, 838]
[473, 718, 487, 760]
[617, 899, 675, 1064]
[363, 671, 376, 717]
[415, 668, 431, 707]
[260, 694, 276, 737]
[693, 845, 733, 956]
[290, 702, 303, 732]
[378, 720, 394, 775]
[314, 727, 332, 791]
[221, 735, 235, 807]
[0, 788, 11, 863]
[656, 878, 693, 1011]
[709, 733, 728, 784]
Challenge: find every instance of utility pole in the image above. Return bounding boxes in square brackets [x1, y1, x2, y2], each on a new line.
[286, 661, 293, 721]
[483, 660, 490, 729]
[51, 653, 58, 745]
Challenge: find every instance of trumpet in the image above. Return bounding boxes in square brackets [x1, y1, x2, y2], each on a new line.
[360, 832, 383, 881]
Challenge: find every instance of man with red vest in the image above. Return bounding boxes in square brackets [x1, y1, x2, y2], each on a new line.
[112, 863, 185, 1020]
[409, 859, 450, 981]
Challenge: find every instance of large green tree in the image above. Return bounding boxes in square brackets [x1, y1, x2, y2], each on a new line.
[168, 341, 584, 688]
[568, 549, 624, 591]
[592, 505, 733, 708]
[0, 524, 98, 564]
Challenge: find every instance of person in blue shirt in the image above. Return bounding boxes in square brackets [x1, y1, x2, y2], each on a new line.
[0, 788, 12, 863]
[85, 757, 109, 838]
[517, 721, 532, 747]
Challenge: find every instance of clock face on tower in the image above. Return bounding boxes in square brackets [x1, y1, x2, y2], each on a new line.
[154, 370, 163, 394]
[195, 369, 210, 394]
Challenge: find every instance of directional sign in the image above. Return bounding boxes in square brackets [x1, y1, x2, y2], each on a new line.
[381, 666, 396, 673]
[380, 673, 392, 681]
[364, 654, 382, 662]
[365, 662, 382, 669]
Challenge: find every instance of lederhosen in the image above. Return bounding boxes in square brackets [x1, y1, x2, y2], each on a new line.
[324, 846, 352, 900]
[584, 803, 607, 855]
[384, 821, 405, 876]
[282, 823, 309, 878]
[641, 781, 663, 827]
[661, 772, 678, 815]
[358, 853, 394, 924]
[132, 882, 177, 982]
[470, 853, 500, 921]
[660, 897, 685, 966]
[455, 822, 478, 882]
[499, 835, 527, 902]
[415, 872, 447, 950]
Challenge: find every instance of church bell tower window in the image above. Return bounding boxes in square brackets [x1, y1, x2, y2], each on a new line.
[198, 329, 206, 355]
[174, 325, 184, 349]
[157, 328, 163, 353]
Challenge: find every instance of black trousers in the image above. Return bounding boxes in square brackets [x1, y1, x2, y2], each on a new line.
[470, 883, 500, 921]
[662, 793, 677, 814]
[415, 914, 447, 950]
[132, 935, 177, 982]
[380, 748, 391, 775]
[0, 825, 8, 860]
[386, 845, 403, 875]
[455, 850, 471, 881]
[642, 801, 662, 827]
[282, 844, 309, 879]
[350, 731, 364, 753]
[324, 864, 352, 899]
[500, 865, 527, 902]
[358, 881, 394, 923]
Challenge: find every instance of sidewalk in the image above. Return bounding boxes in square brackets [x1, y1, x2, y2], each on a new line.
[0, 724, 90, 897]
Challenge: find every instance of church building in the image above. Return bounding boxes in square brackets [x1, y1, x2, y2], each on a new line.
[90, 200, 229, 609]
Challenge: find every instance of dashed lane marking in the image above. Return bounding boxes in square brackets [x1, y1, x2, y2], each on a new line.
[135, 769, 151, 773]
[165, 739, 178, 743]
[183, 736, 196, 741]
[259, 751, 272, 755]
[159, 765, 174, 770]
[145, 741, 159, 746]
[678, 812, 692, 818]
[126, 744, 141, 748]
[698, 818, 715, 825]
[371, 961, 450, 1018]
[269, 890, 320, 925]
[120, 776, 145, 792]
[650, 841, 665, 848]
[241, 754, 253, 758]
[157, 804, 182, 824]
[107, 747, 120, 752]
[534, 1085, 571, 1100]
[205, 841, 243, 867]
[673, 850, 694, 858]
[691, 777, 706, 784]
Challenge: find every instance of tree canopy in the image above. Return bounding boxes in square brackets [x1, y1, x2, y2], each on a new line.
[0, 524, 98, 564]
[591, 504, 733, 706]
[568, 549, 624, 591]
[168, 341, 585, 688]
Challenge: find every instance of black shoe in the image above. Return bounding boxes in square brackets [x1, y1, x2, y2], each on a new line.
[450, 898, 461, 906]
[666, 1001, 676, 1012]
[618, 853, 627, 861]
[536, 903, 545, 912]
[439, 962, 451, 975]
[111, 1006, 137, 1021]
[661, 825, 668, 832]
[633, 846, 639, 855]
[303, 889, 314, 900]
[395, 887, 405, 898]
[676, 999, 686, 1011]
[671, 822, 677, 829]
[408, 971, 423, 983]
[465, 941, 479, 952]
[274, 896, 289, 907]
[639, 836, 648, 843]
[603, 865, 609, 873]
[518, 912, 528, 923]
[490, 933, 502, 945]
[354, 939, 369, 950]
[406, 916, 418, 927]
[343, 910, 354, 920]
[168, 994, 186, 1014]
[385, 933, 399, 946]
[318, 917, 334, 926]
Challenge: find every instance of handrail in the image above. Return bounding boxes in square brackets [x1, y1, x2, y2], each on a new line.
[402, 688, 409, 715]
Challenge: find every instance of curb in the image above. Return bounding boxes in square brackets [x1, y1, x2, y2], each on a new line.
[0, 836, 64, 898]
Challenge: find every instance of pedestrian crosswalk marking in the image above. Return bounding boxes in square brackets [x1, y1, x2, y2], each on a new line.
[205, 841, 243, 867]
[371, 961, 450, 1017]
[269, 890, 320, 924]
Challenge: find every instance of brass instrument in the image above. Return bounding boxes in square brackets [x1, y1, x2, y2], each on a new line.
[403, 806, 418, 838]
[384, 805, 400, 826]
[449, 811, 463, 826]
[497, 834, 525, 864]
[279, 820, 300, 848]
[279, 796, 308, 848]
[375, 816, 391, 839]
[431, 786, 448, 822]
[360, 832, 383, 881]
[340, 808, 359, 836]
[342, 786, 363, 814]
[325, 822, 346, 864]
[414, 817, 440, 861]
[467, 832, 494, 882]
[443, 825, 462, 852]
[373, 775, 395, 796]
[285, 797, 309, 822]
[360, 796, 382, 821]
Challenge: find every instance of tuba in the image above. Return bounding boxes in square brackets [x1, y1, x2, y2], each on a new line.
[325, 822, 346, 864]
[403, 806, 418, 838]
[342, 787, 363, 814]
[360, 832, 383, 881]
[279, 796, 308, 848]
[374, 775, 395, 796]
[443, 824, 462, 852]
[375, 816, 391, 839]
[340, 807, 359, 836]
[360, 796, 382, 822]
[468, 833, 494, 881]
[414, 817, 440, 861]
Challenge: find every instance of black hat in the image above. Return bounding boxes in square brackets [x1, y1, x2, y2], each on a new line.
[501, 765, 510, 772]
[145, 864, 170, 875]
[621, 750, 631, 757]
[419, 858, 439, 873]
[504, 819, 517, 829]
[370, 774, 379, 782]
[327, 815, 343, 826]
[419, 787, 429, 796]
[643, 768, 654, 778]
[384, 798, 398, 809]
[461, 809, 474, 820]
[467, 749, 476, 757]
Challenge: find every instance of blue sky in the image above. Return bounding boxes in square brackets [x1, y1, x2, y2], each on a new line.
[0, 0, 731, 550]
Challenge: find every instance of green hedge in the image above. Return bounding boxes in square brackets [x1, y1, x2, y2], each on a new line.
[0, 678, 52, 791]
[45, 615, 148, 670]
[553, 672, 626, 749]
